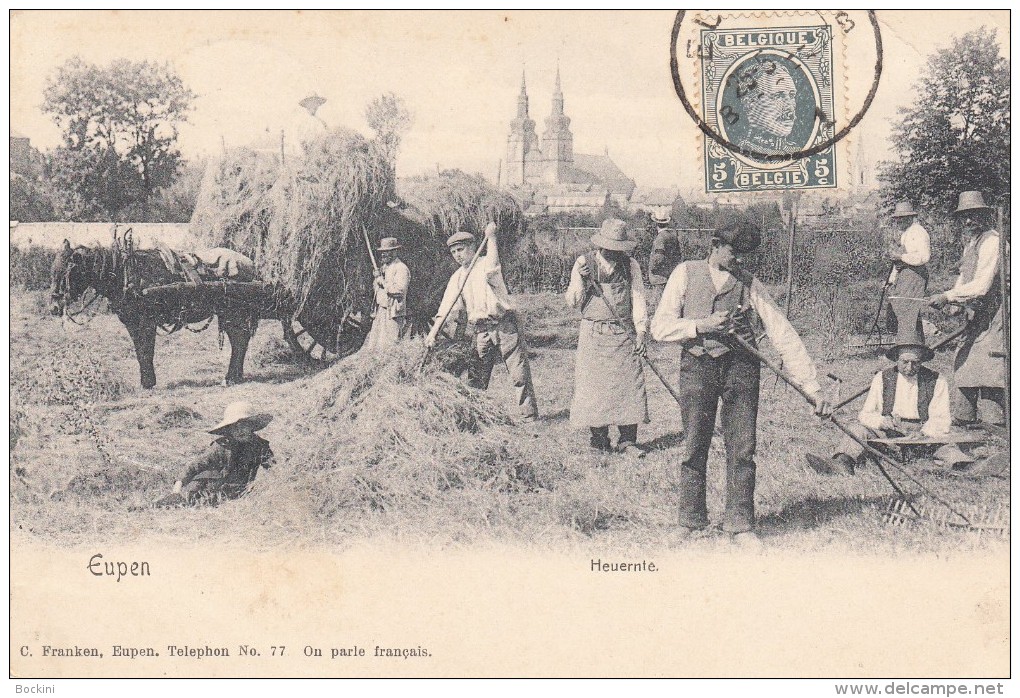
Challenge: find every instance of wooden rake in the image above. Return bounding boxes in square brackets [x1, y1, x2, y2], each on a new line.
[883, 498, 1009, 537]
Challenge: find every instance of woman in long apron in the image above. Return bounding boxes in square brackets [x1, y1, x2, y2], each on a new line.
[565, 218, 649, 457]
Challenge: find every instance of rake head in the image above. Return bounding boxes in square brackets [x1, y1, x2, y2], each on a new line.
[883, 497, 1010, 536]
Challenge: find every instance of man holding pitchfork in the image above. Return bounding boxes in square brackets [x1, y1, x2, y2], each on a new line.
[426, 222, 539, 422]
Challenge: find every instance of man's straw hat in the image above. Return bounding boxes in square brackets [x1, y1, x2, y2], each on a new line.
[890, 201, 918, 219]
[590, 218, 636, 252]
[376, 237, 402, 252]
[953, 191, 992, 215]
[209, 401, 273, 435]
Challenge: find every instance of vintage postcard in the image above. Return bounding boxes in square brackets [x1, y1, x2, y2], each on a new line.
[8, 10, 1010, 683]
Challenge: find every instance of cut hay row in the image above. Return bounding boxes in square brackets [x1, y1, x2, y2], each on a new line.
[191, 131, 524, 356]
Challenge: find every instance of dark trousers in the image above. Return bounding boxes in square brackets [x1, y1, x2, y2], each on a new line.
[676, 351, 761, 533]
[467, 314, 538, 419]
[955, 387, 1007, 423]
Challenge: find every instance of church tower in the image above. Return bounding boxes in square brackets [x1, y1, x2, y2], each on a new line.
[541, 66, 574, 183]
[506, 71, 539, 186]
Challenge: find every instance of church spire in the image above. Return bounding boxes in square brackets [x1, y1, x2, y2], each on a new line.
[516, 69, 530, 118]
[550, 65, 564, 116]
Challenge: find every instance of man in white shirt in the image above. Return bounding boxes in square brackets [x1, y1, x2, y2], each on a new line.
[362, 237, 410, 351]
[427, 222, 538, 421]
[886, 201, 931, 332]
[806, 298, 968, 474]
[928, 191, 1006, 425]
[651, 220, 828, 546]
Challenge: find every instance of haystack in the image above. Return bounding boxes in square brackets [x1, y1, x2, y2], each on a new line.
[245, 341, 549, 524]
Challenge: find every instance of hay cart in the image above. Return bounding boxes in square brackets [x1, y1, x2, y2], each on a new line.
[190, 130, 524, 366]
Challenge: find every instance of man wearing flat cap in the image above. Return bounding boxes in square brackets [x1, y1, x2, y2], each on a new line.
[363, 236, 411, 351]
[885, 201, 931, 332]
[156, 401, 275, 506]
[651, 220, 827, 547]
[565, 218, 649, 457]
[427, 222, 538, 421]
[928, 191, 1007, 425]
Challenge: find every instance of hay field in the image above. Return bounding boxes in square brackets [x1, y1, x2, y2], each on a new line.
[9, 287, 1009, 555]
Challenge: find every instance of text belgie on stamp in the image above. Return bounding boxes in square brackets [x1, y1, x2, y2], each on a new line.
[671, 10, 881, 194]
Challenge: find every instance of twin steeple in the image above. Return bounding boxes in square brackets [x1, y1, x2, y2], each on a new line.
[506, 66, 574, 186]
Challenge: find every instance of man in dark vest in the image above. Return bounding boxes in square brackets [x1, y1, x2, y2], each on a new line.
[651, 220, 828, 548]
[806, 298, 968, 474]
[927, 191, 1006, 425]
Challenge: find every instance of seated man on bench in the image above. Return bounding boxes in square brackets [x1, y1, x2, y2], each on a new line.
[807, 298, 972, 475]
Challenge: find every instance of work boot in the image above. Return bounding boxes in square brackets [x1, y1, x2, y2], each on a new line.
[618, 442, 646, 459]
[589, 428, 612, 452]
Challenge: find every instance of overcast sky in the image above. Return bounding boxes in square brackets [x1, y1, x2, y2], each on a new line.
[9, 10, 1010, 192]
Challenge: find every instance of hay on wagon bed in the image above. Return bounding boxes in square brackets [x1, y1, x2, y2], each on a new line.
[190, 147, 279, 260]
[379, 170, 525, 331]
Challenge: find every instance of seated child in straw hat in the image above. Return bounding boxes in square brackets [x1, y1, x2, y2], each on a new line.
[156, 401, 274, 507]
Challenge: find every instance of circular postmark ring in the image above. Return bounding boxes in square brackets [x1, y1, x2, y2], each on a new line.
[669, 10, 883, 164]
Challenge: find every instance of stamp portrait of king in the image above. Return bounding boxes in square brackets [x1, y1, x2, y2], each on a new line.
[701, 26, 838, 193]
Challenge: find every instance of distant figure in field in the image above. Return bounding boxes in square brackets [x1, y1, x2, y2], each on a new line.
[648, 211, 681, 308]
[363, 237, 410, 351]
[885, 201, 930, 333]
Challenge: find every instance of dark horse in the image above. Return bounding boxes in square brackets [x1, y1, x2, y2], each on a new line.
[49, 239, 294, 388]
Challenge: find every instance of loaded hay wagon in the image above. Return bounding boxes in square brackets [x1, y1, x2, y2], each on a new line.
[190, 128, 524, 364]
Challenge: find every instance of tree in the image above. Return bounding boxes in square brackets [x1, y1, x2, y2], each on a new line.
[42, 57, 195, 220]
[880, 28, 1009, 217]
[365, 92, 413, 170]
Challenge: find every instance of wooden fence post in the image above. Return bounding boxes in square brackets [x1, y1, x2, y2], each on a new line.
[784, 201, 797, 318]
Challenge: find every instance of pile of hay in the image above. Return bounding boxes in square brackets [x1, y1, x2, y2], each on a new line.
[192, 133, 524, 354]
[244, 341, 555, 531]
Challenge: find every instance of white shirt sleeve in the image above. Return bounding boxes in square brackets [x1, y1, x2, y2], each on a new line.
[921, 375, 952, 437]
[433, 269, 465, 323]
[749, 279, 823, 399]
[650, 263, 697, 342]
[945, 233, 1000, 302]
[858, 372, 886, 432]
[899, 224, 931, 267]
[565, 256, 586, 308]
[630, 257, 648, 337]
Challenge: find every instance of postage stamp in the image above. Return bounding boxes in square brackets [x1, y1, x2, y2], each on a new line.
[670, 10, 883, 194]
[700, 25, 838, 192]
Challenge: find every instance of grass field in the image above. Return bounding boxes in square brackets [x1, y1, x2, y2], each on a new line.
[9, 287, 1009, 555]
